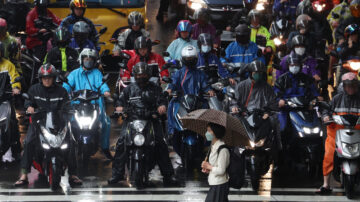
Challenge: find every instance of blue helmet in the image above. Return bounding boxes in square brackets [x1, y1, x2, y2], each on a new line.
[177, 20, 192, 34]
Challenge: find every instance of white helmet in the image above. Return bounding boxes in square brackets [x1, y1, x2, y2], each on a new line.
[181, 45, 198, 68]
[79, 48, 98, 70]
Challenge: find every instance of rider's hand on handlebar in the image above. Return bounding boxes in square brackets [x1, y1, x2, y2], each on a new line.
[116, 107, 123, 113]
[229, 78, 236, 86]
[323, 116, 330, 122]
[12, 88, 20, 95]
[39, 29, 47, 33]
[104, 92, 111, 97]
[279, 99, 286, 108]
[317, 96, 324, 101]
[157, 105, 167, 115]
[166, 89, 172, 95]
[208, 90, 215, 97]
[263, 113, 269, 120]
[313, 74, 321, 81]
[26, 107, 35, 114]
[231, 107, 239, 114]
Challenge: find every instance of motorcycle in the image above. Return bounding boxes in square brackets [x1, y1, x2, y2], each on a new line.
[283, 96, 324, 177]
[237, 108, 275, 191]
[60, 74, 110, 170]
[23, 94, 71, 191]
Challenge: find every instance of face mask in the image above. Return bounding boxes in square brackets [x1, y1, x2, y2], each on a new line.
[295, 47, 306, 56]
[253, 72, 266, 83]
[289, 66, 301, 74]
[205, 131, 214, 141]
[201, 45, 211, 53]
[83, 60, 94, 69]
[236, 35, 250, 45]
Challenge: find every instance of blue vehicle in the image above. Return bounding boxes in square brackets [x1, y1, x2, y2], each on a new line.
[283, 96, 324, 177]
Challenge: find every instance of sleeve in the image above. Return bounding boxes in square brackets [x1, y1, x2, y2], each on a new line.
[216, 56, 230, 78]
[309, 82, 320, 97]
[156, 86, 168, 107]
[158, 55, 169, 77]
[88, 20, 99, 44]
[200, 73, 211, 93]
[98, 71, 110, 94]
[60, 88, 70, 111]
[307, 58, 320, 77]
[26, 12, 39, 36]
[211, 148, 230, 175]
[324, 20, 333, 44]
[7, 62, 21, 89]
[62, 71, 75, 93]
[264, 28, 276, 52]
[286, 32, 295, 50]
[220, 43, 232, 63]
[335, 19, 349, 42]
[273, 0, 283, 13]
[67, 49, 80, 71]
[266, 85, 279, 111]
[233, 83, 242, 108]
[24, 86, 36, 109]
[116, 86, 129, 107]
[116, 31, 126, 50]
[277, 55, 288, 79]
[274, 77, 285, 99]
[124, 57, 135, 79]
[168, 69, 181, 91]
[164, 40, 177, 62]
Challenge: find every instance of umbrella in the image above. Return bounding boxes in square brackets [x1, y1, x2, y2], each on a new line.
[180, 109, 249, 147]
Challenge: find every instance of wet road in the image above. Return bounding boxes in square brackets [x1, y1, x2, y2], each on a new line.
[0, 1, 359, 201]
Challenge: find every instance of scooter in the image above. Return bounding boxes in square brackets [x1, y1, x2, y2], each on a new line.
[283, 96, 324, 177]
[60, 74, 110, 170]
[23, 93, 71, 191]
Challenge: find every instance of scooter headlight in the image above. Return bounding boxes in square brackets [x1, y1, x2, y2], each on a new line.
[342, 142, 360, 155]
[256, 3, 265, 10]
[0, 117, 6, 122]
[249, 138, 265, 148]
[134, 134, 145, 146]
[132, 120, 146, 133]
[303, 127, 312, 134]
[188, 0, 207, 10]
[312, 127, 320, 134]
[274, 37, 282, 46]
[74, 110, 97, 130]
[42, 143, 50, 150]
[60, 144, 68, 150]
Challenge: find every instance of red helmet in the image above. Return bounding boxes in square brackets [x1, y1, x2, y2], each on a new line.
[38, 64, 57, 79]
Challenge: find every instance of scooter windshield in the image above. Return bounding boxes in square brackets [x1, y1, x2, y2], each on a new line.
[73, 90, 100, 102]
[43, 111, 66, 134]
[340, 115, 360, 127]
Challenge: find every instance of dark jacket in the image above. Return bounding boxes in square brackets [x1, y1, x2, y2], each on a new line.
[24, 83, 69, 111]
[44, 46, 79, 72]
[60, 14, 98, 45]
[116, 82, 167, 120]
[335, 17, 360, 42]
[233, 78, 278, 112]
[324, 91, 360, 116]
[0, 72, 12, 102]
[337, 41, 360, 61]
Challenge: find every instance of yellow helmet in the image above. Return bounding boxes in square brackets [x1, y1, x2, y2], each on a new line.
[70, 0, 87, 9]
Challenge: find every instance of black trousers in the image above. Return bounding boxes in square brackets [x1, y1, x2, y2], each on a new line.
[112, 120, 174, 179]
[20, 124, 77, 175]
[10, 105, 21, 155]
[205, 182, 229, 202]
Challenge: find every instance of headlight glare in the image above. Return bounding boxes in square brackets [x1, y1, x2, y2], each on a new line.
[342, 142, 359, 155]
[134, 134, 145, 146]
[42, 143, 50, 150]
[303, 127, 311, 134]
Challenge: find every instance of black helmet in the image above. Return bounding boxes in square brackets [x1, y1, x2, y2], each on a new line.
[345, 24, 360, 39]
[291, 35, 305, 48]
[197, 33, 213, 53]
[73, 21, 90, 43]
[54, 27, 71, 47]
[249, 60, 266, 72]
[34, 0, 48, 6]
[38, 63, 57, 79]
[134, 36, 152, 53]
[192, 8, 210, 23]
[296, 14, 311, 31]
[235, 24, 251, 36]
[128, 11, 144, 27]
[248, 9, 261, 21]
[0, 42, 4, 58]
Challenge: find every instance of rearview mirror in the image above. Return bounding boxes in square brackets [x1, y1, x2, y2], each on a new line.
[99, 27, 108, 35]
[152, 40, 160, 46]
[58, 74, 68, 83]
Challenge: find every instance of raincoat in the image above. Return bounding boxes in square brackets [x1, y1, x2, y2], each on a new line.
[164, 38, 198, 62]
[250, 26, 276, 52]
[276, 51, 320, 79]
[69, 38, 96, 52]
[197, 52, 230, 78]
[273, 0, 300, 22]
[0, 58, 21, 90]
[167, 66, 210, 135]
[192, 23, 220, 45]
[60, 14, 98, 45]
[63, 67, 111, 150]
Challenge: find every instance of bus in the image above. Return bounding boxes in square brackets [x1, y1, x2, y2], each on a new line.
[45, 0, 147, 52]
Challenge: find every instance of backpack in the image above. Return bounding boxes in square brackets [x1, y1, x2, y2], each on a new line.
[208, 145, 246, 189]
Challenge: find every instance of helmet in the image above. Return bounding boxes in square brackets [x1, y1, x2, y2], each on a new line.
[197, 33, 213, 53]
[291, 35, 305, 48]
[34, 0, 48, 6]
[128, 11, 144, 27]
[249, 60, 266, 72]
[235, 24, 251, 36]
[342, 72, 358, 84]
[248, 9, 261, 22]
[38, 64, 57, 79]
[177, 20, 192, 34]
[0, 42, 4, 58]
[0, 18, 7, 37]
[54, 27, 71, 47]
[296, 14, 311, 31]
[345, 24, 360, 39]
[70, 0, 87, 15]
[0, 18, 7, 28]
[192, 8, 210, 23]
[79, 48, 98, 69]
[133, 62, 151, 76]
[73, 21, 90, 43]
[181, 45, 198, 68]
[350, 0, 360, 18]
[134, 36, 152, 54]
[287, 54, 302, 66]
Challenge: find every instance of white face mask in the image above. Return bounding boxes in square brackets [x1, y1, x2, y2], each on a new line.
[294, 47, 306, 56]
[201, 45, 211, 53]
[289, 65, 301, 74]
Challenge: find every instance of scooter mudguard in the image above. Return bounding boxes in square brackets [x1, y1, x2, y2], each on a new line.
[342, 160, 359, 175]
[133, 148, 144, 161]
[183, 135, 197, 146]
[289, 111, 319, 129]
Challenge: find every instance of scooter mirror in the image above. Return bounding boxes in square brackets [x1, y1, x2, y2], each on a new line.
[99, 27, 108, 35]
[152, 40, 160, 46]
[22, 93, 30, 100]
[58, 74, 68, 83]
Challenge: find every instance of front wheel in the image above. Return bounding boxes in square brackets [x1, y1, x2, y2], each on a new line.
[343, 174, 356, 199]
[49, 163, 61, 191]
[134, 161, 145, 189]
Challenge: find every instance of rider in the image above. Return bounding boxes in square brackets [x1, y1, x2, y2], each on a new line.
[62, 48, 113, 160]
[274, 54, 323, 133]
[26, 0, 61, 62]
[273, 0, 301, 23]
[196, 33, 236, 85]
[221, 24, 265, 76]
[164, 20, 198, 62]
[317, 72, 360, 194]
[14, 64, 82, 187]
[327, 0, 352, 32]
[191, 8, 220, 48]
[69, 21, 96, 53]
[108, 62, 177, 186]
[44, 27, 79, 74]
[166, 45, 215, 155]
[335, 0, 360, 44]
[123, 36, 169, 81]
[61, 0, 99, 46]
[336, 24, 360, 61]
[113, 11, 150, 54]
[0, 18, 21, 73]
[277, 35, 321, 81]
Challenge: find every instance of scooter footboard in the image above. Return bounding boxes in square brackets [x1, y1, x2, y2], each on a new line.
[342, 160, 360, 175]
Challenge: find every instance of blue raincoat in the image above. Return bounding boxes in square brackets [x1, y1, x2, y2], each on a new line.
[63, 67, 111, 150]
[69, 38, 96, 52]
[197, 52, 230, 78]
[164, 38, 198, 62]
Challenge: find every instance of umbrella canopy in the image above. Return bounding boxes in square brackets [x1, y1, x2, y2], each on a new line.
[180, 109, 249, 147]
